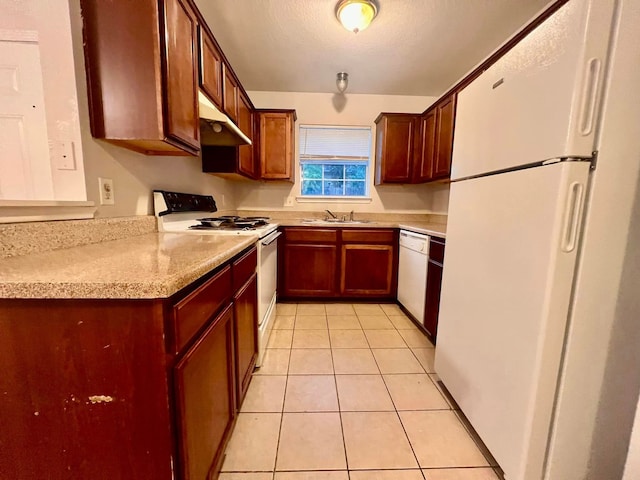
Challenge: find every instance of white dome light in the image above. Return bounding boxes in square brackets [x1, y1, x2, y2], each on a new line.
[336, 0, 378, 34]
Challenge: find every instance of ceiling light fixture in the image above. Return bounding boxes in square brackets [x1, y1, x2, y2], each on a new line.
[336, 72, 349, 93]
[335, 0, 378, 34]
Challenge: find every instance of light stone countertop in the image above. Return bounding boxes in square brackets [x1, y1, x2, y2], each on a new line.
[0, 232, 257, 299]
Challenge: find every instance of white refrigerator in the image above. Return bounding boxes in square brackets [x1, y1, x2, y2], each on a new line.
[434, 1, 620, 479]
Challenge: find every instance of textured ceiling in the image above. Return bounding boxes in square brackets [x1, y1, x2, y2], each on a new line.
[195, 0, 553, 96]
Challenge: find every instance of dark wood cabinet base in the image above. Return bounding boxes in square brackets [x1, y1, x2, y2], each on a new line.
[0, 246, 259, 480]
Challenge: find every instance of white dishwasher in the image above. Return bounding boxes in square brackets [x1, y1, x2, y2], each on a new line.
[397, 230, 430, 323]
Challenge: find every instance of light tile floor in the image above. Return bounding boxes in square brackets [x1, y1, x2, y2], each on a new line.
[221, 303, 500, 480]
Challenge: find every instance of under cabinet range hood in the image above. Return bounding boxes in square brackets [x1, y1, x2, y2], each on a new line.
[198, 91, 251, 146]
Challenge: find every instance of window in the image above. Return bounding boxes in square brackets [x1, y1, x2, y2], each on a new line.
[299, 125, 371, 198]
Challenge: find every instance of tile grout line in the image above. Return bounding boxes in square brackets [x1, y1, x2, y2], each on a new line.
[271, 302, 296, 477]
[327, 314, 351, 475]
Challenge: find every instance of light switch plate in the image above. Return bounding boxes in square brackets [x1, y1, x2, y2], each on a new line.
[50, 141, 76, 170]
[98, 177, 115, 205]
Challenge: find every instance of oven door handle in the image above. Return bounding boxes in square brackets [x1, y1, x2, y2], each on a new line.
[261, 231, 282, 246]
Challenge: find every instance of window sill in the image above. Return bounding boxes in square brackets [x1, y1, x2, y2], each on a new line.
[0, 200, 97, 224]
[296, 196, 372, 204]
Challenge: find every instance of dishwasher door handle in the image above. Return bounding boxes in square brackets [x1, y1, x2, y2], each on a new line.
[261, 231, 282, 246]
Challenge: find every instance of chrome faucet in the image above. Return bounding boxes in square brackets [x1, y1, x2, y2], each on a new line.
[325, 209, 338, 220]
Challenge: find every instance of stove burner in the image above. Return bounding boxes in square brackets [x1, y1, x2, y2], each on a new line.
[191, 216, 270, 230]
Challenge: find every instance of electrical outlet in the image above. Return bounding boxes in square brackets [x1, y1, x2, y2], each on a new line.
[98, 177, 115, 205]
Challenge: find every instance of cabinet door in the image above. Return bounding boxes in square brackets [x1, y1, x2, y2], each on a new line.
[163, 0, 200, 152]
[414, 110, 437, 182]
[341, 244, 395, 297]
[237, 93, 255, 178]
[282, 244, 337, 297]
[259, 112, 294, 181]
[234, 273, 258, 405]
[175, 304, 235, 480]
[433, 95, 456, 179]
[223, 65, 239, 122]
[375, 115, 415, 184]
[424, 260, 443, 340]
[198, 26, 223, 109]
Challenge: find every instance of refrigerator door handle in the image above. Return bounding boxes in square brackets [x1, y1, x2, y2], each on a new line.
[561, 182, 585, 253]
[579, 58, 602, 136]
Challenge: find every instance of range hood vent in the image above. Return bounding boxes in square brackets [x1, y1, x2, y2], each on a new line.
[199, 91, 251, 146]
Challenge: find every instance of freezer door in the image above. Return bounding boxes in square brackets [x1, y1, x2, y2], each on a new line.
[451, 0, 615, 179]
[434, 162, 590, 480]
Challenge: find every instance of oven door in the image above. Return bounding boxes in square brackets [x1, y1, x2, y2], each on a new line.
[256, 230, 281, 367]
[258, 230, 280, 326]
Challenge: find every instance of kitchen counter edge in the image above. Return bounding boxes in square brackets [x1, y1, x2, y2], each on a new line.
[0, 232, 257, 300]
[276, 219, 446, 238]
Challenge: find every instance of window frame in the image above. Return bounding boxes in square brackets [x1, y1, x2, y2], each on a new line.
[297, 124, 373, 202]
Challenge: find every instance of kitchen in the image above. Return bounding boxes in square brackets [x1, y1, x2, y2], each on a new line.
[1, 0, 637, 478]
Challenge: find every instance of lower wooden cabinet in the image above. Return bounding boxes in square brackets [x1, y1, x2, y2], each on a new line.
[281, 243, 338, 297]
[341, 244, 395, 296]
[0, 245, 258, 480]
[279, 227, 398, 300]
[234, 273, 258, 404]
[175, 303, 235, 480]
[424, 237, 445, 341]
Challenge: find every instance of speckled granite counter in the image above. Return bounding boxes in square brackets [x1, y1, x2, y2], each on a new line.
[0, 232, 256, 299]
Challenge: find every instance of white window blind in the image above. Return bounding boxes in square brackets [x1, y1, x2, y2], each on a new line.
[299, 126, 371, 161]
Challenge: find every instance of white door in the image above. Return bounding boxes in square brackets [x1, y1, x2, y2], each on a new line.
[451, 0, 615, 179]
[435, 161, 590, 480]
[0, 39, 52, 200]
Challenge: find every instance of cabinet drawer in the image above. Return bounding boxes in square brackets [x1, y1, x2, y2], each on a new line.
[173, 265, 232, 353]
[285, 228, 338, 243]
[342, 229, 395, 244]
[429, 237, 446, 263]
[232, 246, 257, 291]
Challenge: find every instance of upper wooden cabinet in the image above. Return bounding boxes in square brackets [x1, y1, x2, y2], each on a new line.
[374, 92, 458, 184]
[201, 90, 256, 180]
[223, 65, 240, 122]
[415, 110, 437, 183]
[81, 0, 200, 156]
[198, 26, 223, 109]
[237, 92, 256, 177]
[255, 110, 297, 181]
[374, 113, 418, 184]
[432, 94, 457, 180]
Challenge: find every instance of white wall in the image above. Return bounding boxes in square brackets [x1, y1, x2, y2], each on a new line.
[239, 91, 450, 214]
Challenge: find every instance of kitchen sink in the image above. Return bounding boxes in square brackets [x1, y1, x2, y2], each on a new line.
[301, 218, 373, 225]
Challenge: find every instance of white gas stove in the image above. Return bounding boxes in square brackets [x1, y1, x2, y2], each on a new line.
[154, 190, 279, 367]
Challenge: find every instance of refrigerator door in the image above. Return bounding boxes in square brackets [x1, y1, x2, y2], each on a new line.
[435, 161, 590, 480]
[451, 0, 615, 180]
